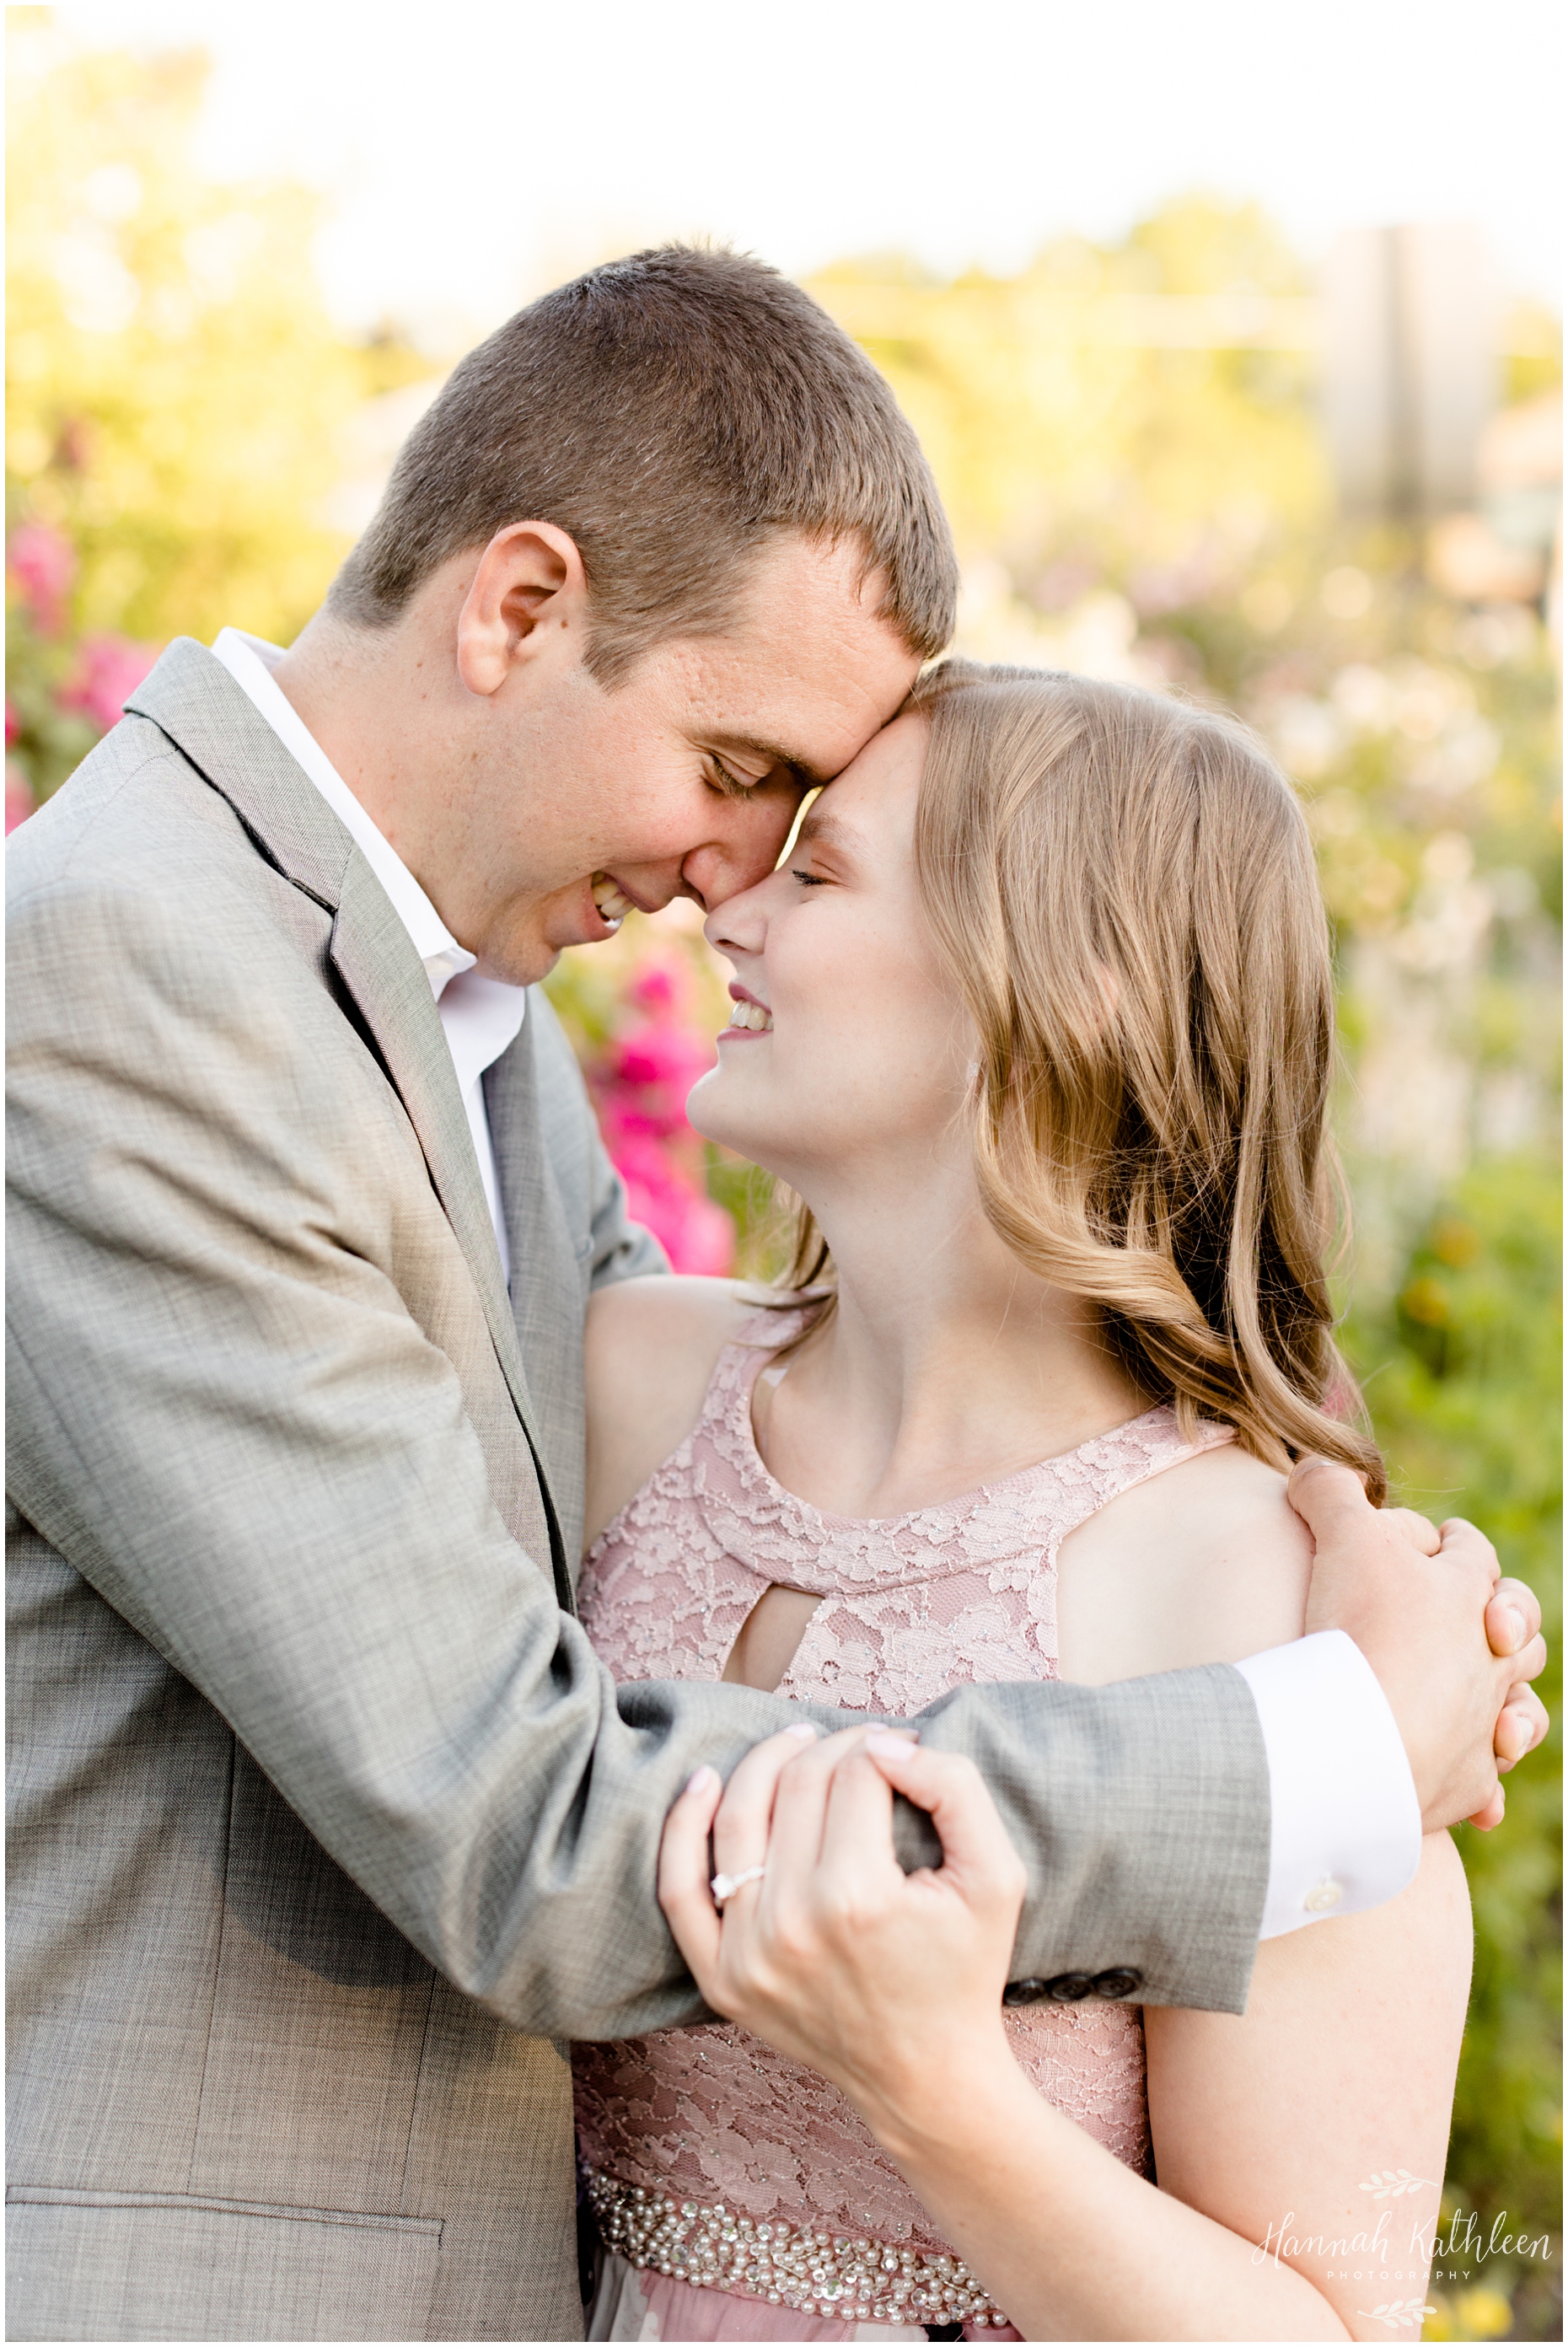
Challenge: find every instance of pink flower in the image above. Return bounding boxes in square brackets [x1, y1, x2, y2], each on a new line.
[629, 962, 684, 1015]
[598, 1019, 717, 1147]
[612, 1136, 736, 1274]
[6, 761, 35, 835]
[4, 700, 19, 749]
[613, 1023, 714, 1093]
[58, 633, 159, 735]
[7, 524, 76, 636]
[579, 937, 737, 1272]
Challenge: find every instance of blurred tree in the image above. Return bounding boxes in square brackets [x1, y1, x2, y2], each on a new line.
[808, 198, 1328, 624]
[1348, 1163, 1561, 2344]
[6, 17, 363, 732]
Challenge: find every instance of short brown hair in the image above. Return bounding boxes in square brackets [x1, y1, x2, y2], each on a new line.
[330, 245, 956, 685]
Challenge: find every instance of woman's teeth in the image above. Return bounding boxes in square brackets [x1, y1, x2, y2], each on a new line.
[727, 999, 772, 1032]
[590, 873, 634, 928]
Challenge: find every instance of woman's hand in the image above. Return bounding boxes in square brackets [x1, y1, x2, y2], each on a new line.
[658, 1721, 1028, 2151]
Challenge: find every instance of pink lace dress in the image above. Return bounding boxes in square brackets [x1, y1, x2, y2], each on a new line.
[574, 1313, 1232, 2343]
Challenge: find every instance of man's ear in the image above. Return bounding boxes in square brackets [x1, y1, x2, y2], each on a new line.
[455, 520, 589, 698]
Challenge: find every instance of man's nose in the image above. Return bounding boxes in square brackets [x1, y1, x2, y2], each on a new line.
[679, 792, 800, 912]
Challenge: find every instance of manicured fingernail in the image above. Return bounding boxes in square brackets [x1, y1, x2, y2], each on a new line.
[865, 1728, 920, 1756]
[685, 1765, 717, 1796]
[785, 1722, 819, 1741]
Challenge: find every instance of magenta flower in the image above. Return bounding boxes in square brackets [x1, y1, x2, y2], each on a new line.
[7, 524, 77, 637]
[610, 1024, 716, 1129]
[583, 946, 735, 1271]
[58, 634, 159, 735]
[628, 962, 683, 1015]
[612, 1133, 736, 1275]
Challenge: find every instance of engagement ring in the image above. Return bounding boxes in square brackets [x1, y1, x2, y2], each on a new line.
[710, 1866, 766, 1905]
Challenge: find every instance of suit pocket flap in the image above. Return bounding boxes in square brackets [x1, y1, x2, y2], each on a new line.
[7, 2187, 442, 2341]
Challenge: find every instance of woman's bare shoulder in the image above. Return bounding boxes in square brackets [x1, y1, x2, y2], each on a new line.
[1056, 1435, 1313, 1684]
[587, 1270, 758, 1360]
[583, 1276, 760, 1550]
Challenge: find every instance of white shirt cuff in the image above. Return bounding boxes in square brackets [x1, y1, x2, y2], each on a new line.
[1235, 1630, 1423, 1938]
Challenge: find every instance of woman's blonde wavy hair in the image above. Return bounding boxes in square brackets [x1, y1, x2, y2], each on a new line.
[777, 658, 1384, 1500]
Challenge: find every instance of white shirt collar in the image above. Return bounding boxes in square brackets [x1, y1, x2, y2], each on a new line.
[211, 627, 527, 1282]
[212, 627, 481, 1002]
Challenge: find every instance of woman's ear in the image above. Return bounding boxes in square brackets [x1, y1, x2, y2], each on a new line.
[455, 519, 590, 698]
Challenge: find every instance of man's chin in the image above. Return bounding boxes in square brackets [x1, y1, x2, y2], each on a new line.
[480, 897, 615, 986]
[475, 923, 562, 989]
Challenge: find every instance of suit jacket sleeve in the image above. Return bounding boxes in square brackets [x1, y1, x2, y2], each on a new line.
[6, 870, 1268, 2036]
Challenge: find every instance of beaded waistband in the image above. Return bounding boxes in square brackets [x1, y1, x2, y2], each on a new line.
[584, 2166, 1012, 2328]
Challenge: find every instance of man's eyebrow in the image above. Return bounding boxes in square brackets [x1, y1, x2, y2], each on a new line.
[707, 733, 833, 788]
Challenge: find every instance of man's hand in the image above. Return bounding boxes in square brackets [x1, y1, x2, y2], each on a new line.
[1289, 1458, 1549, 1833]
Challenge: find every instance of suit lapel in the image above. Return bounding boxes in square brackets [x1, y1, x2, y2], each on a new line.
[484, 1028, 588, 1549]
[324, 857, 548, 1447]
[124, 639, 568, 1589]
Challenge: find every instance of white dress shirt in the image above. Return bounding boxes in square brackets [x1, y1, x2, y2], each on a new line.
[1238, 1630, 1421, 1933]
[210, 626, 1423, 1942]
[213, 628, 525, 1285]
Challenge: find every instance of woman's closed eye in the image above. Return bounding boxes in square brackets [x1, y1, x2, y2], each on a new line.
[790, 866, 830, 887]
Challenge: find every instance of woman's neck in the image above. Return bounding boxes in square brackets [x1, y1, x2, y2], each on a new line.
[758, 1162, 1146, 1520]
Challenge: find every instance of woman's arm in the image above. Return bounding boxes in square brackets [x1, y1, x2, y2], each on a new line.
[1056, 1445, 1473, 2331]
[883, 1828, 1469, 2342]
[661, 1730, 1469, 2343]
[1143, 1830, 1469, 2337]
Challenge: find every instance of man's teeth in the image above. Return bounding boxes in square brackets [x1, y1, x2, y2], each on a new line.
[727, 999, 773, 1032]
[591, 874, 634, 926]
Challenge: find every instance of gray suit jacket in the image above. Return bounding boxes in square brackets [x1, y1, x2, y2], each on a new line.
[7, 642, 1270, 2342]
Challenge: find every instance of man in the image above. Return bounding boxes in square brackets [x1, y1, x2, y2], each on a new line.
[7, 247, 1546, 2343]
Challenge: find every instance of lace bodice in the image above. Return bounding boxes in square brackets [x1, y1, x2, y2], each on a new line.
[574, 1312, 1232, 2284]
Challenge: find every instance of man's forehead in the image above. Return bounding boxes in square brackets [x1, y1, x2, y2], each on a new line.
[689, 658, 915, 782]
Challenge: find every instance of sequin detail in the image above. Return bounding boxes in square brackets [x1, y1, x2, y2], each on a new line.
[585, 2170, 1012, 2327]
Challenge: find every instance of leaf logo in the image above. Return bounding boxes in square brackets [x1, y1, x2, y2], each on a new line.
[1356, 2298, 1436, 2330]
[1358, 2168, 1439, 2199]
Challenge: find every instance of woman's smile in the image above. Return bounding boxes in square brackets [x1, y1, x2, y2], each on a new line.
[689, 713, 965, 1197]
[721, 985, 773, 1036]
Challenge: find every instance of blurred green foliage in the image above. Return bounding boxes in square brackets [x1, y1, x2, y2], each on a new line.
[1350, 1161, 1561, 2342]
[7, 24, 1560, 2339]
[6, 25, 363, 654]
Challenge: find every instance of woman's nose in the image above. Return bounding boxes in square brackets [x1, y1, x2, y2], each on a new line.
[703, 873, 772, 959]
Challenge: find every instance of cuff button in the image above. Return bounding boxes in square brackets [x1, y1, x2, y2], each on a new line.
[1302, 1879, 1345, 1913]
[1045, 1972, 1095, 2002]
[1092, 1968, 1142, 2000]
[1001, 1978, 1048, 2006]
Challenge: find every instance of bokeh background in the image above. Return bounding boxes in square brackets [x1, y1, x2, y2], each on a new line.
[7, 7, 1560, 2336]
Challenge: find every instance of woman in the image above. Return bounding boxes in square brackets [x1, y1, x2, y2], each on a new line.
[573, 663, 1471, 2341]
